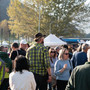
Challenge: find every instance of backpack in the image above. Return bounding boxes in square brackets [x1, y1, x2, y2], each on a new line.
[0, 58, 5, 85]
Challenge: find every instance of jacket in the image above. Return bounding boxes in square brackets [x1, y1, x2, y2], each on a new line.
[66, 62, 90, 90]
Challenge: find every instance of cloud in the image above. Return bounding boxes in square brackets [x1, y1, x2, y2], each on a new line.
[85, 0, 90, 5]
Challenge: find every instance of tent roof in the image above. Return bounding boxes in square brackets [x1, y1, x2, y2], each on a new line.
[2, 41, 9, 46]
[86, 41, 90, 46]
[61, 38, 80, 43]
[44, 34, 67, 46]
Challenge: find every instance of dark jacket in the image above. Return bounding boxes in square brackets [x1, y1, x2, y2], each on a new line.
[19, 48, 26, 56]
[66, 62, 90, 90]
[71, 52, 87, 68]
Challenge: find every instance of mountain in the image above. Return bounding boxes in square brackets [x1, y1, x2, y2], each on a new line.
[85, 33, 90, 38]
[0, 0, 10, 22]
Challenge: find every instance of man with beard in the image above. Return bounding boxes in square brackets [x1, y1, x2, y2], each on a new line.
[26, 33, 51, 90]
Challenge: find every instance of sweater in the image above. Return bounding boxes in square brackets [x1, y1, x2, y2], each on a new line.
[54, 59, 72, 81]
[9, 70, 36, 90]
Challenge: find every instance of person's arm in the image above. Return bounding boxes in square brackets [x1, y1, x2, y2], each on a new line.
[9, 73, 13, 90]
[5, 67, 9, 72]
[10, 51, 17, 69]
[71, 54, 75, 68]
[54, 61, 67, 76]
[43, 48, 52, 82]
[31, 73, 36, 90]
[47, 67, 52, 82]
[26, 49, 30, 59]
[60, 64, 67, 73]
[65, 68, 76, 90]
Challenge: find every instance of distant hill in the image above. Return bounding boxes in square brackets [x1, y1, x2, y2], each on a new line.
[85, 33, 90, 38]
[0, 0, 10, 22]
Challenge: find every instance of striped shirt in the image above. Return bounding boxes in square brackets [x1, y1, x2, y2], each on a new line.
[26, 43, 50, 76]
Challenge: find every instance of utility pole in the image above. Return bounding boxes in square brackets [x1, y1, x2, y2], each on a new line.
[1, 28, 3, 45]
[49, 21, 54, 34]
[8, 30, 10, 46]
[49, 23, 51, 34]
[38, 3, 41, 32]
[18, 34, 19, 43]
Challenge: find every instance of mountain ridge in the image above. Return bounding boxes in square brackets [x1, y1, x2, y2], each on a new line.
[0, 0, 10, 22]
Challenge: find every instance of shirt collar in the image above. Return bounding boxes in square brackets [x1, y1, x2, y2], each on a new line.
[36, 43, 43, 46]
[85, 62, 90, 64]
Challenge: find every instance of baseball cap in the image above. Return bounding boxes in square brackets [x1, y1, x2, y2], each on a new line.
[34, 33, 44, 42]
[20, 39, 27, 44]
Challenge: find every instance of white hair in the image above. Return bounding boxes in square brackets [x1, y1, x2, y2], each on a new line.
[87, 49, 90, 62]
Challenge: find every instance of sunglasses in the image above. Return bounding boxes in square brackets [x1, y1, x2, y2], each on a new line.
[64, 53, 69, 55]
[51, 51, 55, 53]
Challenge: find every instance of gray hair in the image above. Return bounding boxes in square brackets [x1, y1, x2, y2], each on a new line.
[87, 49, 90, 62]
[82, 44, 89, 50]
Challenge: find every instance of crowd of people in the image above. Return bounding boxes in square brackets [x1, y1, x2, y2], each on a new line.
[0, 32, 90, 90]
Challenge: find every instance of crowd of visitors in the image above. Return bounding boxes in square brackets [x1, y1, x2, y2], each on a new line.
[0, 32, 90, 90]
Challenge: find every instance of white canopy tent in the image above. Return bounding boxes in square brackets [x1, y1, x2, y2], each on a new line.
[44, 34, 67, 47]
[2, 41, 9, 47]
[86, 40, 90, 46]
[78, 40, 86, 44]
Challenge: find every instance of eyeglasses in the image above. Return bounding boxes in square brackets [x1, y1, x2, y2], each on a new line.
[64, 53, 69, 55]
[51, 51, 55, 53]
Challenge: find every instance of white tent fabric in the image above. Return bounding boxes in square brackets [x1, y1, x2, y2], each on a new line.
[2, 41, 9, 46]
[44, 34, 67, 46]
[86, 41, 90, 46]
[78, 40, 86, 44]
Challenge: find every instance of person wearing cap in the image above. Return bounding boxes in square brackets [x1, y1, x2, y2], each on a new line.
[19, 39, 27, 56]
[26, 33, 51, 90]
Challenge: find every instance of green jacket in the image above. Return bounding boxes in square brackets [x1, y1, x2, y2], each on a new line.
[0, 59, 5, 85]
[0, 51, 12, 73]
[66, 62, 90, 90]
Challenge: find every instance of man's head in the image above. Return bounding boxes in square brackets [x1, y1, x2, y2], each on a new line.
[62, 45, 68, 49]
[34, 33, 44, 44]
[11, 42, 19, 51]
[55, 46, 60, 53]
[20, 39, 27, 50]
[87, 49, 90, 62]
[82, 44, 89, 53]
[0, 46, 5, 52]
